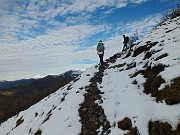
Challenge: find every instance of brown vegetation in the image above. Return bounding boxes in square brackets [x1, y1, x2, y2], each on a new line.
[144, 51, 152, 60]
[154, 3, 180, 28]
[132, 41, 157, 57]
[156, 77, 180, 105]
[16, 116, 24, 127]
[34, 129, 42, 135]
[149, 121, 180, 135]
[118, 118, 139, 135]
[118, 117, 132, 130]
[142, 64, 180, 105]
[155, 53, 168, 61]
[133, 45, 147, 57]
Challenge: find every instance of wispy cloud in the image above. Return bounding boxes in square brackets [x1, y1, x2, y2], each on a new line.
[0, 0, 151, 42]
[0, 14, 161, 80]
[124, 15, 161, 36]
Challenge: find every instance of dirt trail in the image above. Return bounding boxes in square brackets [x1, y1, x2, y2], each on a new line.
[78, 54, 121, 135]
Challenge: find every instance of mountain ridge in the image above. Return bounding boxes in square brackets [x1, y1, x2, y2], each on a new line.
[0, 70, 82, 90]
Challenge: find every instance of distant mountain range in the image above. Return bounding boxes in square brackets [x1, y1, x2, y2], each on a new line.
[0, 70, 82, 90]
[0, 79, 35, 90]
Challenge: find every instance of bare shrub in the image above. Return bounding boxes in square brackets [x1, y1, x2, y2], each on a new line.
[129, 30, 139, 45]
[155, 3, 180, 28]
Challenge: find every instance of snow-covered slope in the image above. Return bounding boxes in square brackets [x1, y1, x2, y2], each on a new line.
[0, 17, 180, 135]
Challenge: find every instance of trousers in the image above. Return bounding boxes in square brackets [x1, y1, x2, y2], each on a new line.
[98, 54, 104, 65]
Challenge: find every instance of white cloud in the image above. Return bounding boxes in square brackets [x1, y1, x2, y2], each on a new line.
[58, 0, 150, 14]
[1, 13, 162, 81]
[130, 0, 149, 4]
[0, 0, 164, 80]
[0, 0, 152, 43]
[112, 14, 162, 39]
[0, 23, 111, 80]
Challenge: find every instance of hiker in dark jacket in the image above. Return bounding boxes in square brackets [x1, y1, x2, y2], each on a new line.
[123, 35, 129, 51]
[97, 40, 105, 66]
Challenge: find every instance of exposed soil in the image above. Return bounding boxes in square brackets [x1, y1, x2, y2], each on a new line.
[118, 118, 132, 130]
[133, 41, 158, 57]
[142, 64, 180, 105]
[117, 118, 139, 135]
[108, 63, 126, 69]
[155, 53, 168, 61]
[144, 51, 152, 60]
[125, 62, 136, 70]
[133, 45, 147, 57]
[149, 121, 180, 135]
[34, 129, 42, 135]
[16, 116, 24, 127]
[156, 77, 180, 105]
[124, 127, 139, 135]
[78, 60, 112, 135]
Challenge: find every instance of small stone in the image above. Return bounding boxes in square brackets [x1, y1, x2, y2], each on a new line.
[98, 99, 103, 104]
[95, 122, 99, 125]
[103, 121, 108, 126]
[99, 116, 104, 122]
[83, 130, 88, 135]
[82, 108, 87, 112]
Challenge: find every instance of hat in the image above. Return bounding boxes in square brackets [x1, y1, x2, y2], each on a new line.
[99, 40, 102, 42]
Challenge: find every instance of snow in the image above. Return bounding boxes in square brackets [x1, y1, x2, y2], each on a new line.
[0, 17, 180, 135]
[99, 67, 180, 134]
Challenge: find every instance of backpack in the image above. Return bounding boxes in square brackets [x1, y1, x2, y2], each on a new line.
[125, 36, 129, 43]
[97, 43, 104, 52]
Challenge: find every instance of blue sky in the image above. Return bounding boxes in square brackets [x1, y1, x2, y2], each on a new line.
[0, 0, 179, 80]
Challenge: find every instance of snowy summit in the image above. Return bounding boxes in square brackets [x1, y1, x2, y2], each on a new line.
[0, 16, 180, 135]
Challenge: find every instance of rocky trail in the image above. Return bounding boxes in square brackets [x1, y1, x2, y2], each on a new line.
[78, 59, 111, 135]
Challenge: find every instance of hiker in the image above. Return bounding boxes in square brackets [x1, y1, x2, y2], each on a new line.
[97, 40, 105, 66]
[123, 35, 129, 51]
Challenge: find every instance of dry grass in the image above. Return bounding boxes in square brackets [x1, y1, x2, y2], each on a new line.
[149, 121, 180, 135]
[34, 129, 42, 135]
[16, 117, 24, 127]
[0, 91, 16, 96]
